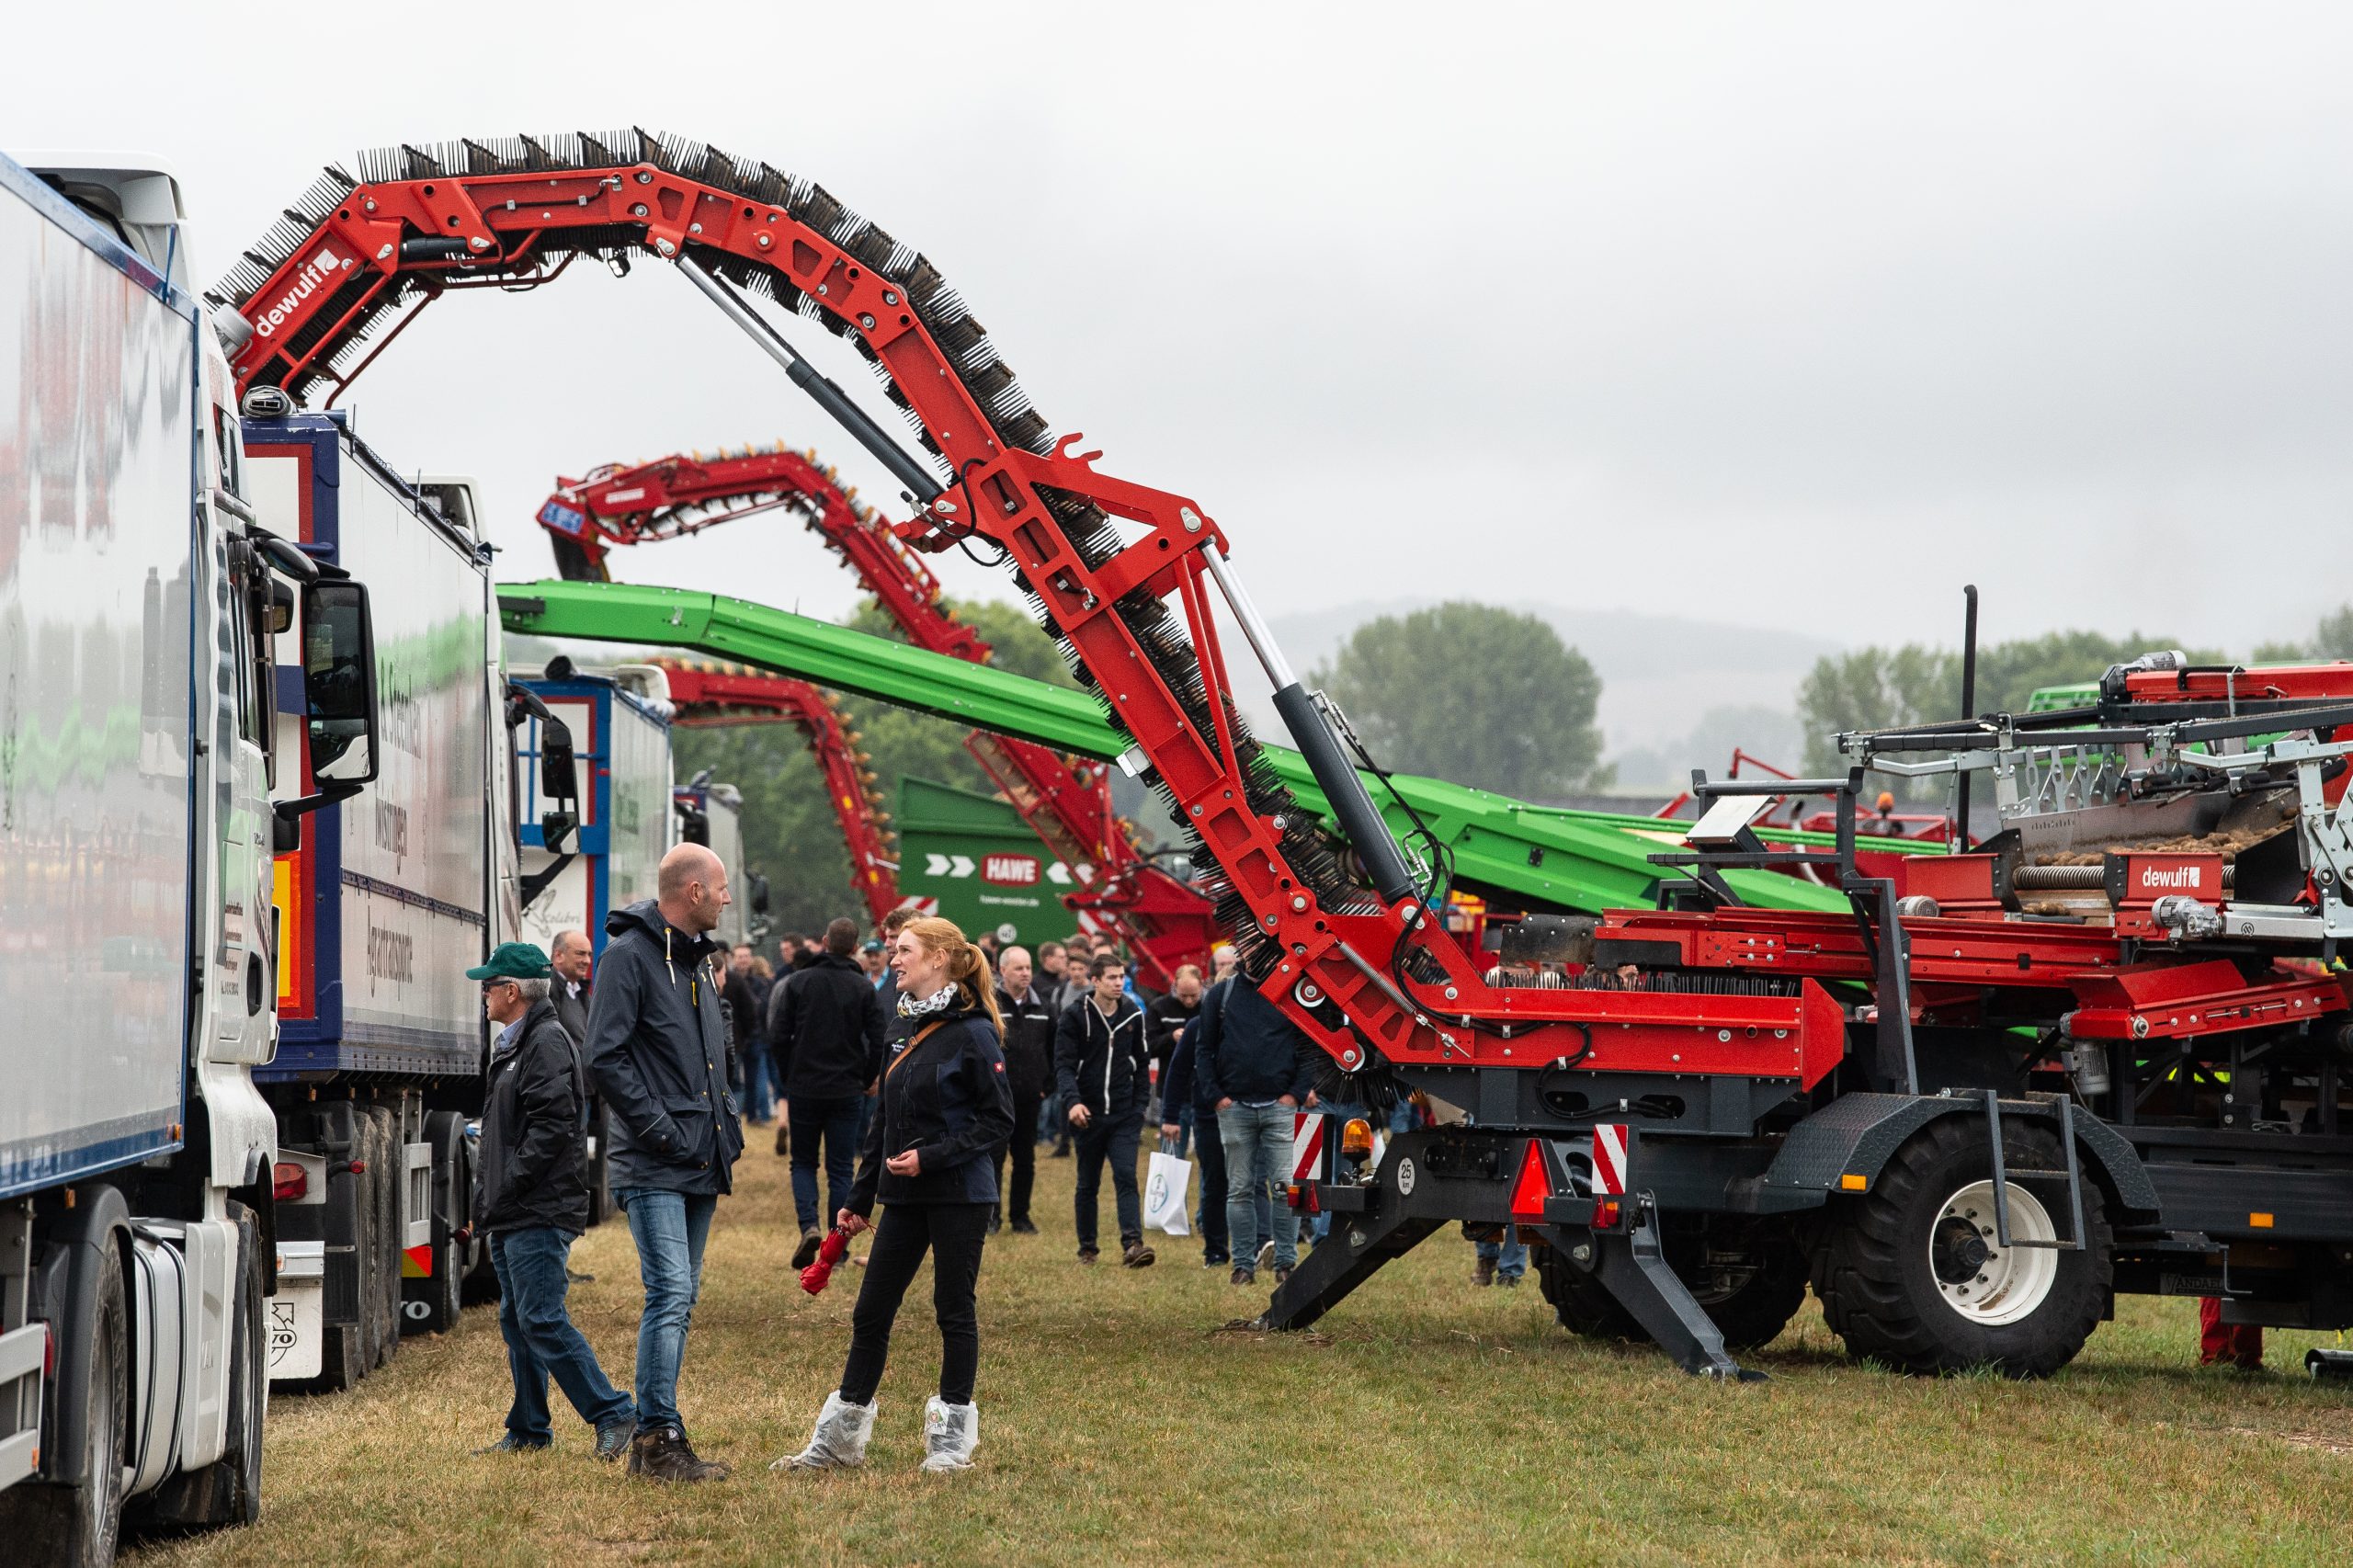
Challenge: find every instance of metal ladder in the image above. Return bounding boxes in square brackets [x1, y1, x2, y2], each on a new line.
[1980, 1090, 2086, 1251]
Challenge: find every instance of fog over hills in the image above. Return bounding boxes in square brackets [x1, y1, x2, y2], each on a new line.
[1262, 598, 1844, 791]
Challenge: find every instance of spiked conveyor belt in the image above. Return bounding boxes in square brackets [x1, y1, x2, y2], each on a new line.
[213, 129, 1352, 977]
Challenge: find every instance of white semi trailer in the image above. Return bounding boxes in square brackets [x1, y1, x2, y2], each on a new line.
[0, 152, 381, 1565]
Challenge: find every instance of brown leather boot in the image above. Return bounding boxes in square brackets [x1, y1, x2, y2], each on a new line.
[630, 1425, 731, 1483]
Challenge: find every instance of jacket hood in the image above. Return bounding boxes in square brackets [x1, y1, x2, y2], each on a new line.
[608, 898, 716, 956]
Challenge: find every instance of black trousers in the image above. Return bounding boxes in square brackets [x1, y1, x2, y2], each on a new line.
[840, 1201, 991, 1406]
[1193, 1107, 1230, 1261]
[1072, 1109, 1143, 1253]
[992, 1091, 1043, 1224]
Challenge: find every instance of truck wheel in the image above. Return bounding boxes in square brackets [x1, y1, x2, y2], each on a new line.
[142, 1200, 265, 1527]
[0, 1234, 129, 1567]
[366, 1108, 402, 1368]
[1814, 1117, 2111, 1378]
[458, 1127, 501, 1307]
[413, 1112, 467, 1333]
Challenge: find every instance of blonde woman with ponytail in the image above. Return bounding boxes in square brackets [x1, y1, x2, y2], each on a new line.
[779, 917, 1014, 1475]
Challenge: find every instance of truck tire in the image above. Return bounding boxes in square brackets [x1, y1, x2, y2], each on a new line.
[1813, 1117, 2112, 1378]
[1535, 1219, 1810, 1353]
[365, 1108, 402, 1369]
[410, 1112, 467, 1334]
[458, 1127, 502, 1308]
[0, 1233, 129, 1567]
[141, 1200, 265, 1528]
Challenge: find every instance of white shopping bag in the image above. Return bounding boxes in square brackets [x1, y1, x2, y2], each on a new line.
[1144, 1149, 1193, 1236]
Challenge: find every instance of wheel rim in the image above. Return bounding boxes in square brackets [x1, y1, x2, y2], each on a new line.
[1929, 1179, 2059, 1326]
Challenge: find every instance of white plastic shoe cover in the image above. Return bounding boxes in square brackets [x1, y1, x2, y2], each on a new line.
[920, 1396, 979, 1471]
[775, 1391, 875, 1470]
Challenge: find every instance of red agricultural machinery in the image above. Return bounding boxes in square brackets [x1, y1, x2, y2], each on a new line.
[533, 441, 1215, 983]
[215, 131, 2353, 1379]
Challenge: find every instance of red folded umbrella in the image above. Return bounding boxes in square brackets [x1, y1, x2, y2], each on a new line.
[800, 1227, 851, 1295]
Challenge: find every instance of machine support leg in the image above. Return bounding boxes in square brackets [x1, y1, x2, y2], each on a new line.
[1253, 1130, 1451, 1333]
[1559, 1199, 1767, 1382]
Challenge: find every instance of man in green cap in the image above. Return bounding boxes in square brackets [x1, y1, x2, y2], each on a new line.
[468, 941, 636, 1459]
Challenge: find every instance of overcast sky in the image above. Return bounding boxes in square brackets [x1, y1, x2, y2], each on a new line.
[9, 4, 2350, 663]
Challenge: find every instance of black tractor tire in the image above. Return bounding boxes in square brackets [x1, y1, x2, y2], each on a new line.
[0, 1231, 129, 1567]
[141, 1200, 266, 1528]
[1684, 1217, 1812, 1352]
[1536, 1219, 1810, 1353]
[1813, 1116, 2111, 1378]
[1535, 1247, 1645, 1342]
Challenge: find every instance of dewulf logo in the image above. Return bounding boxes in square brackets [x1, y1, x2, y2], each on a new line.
[2140, 864, 2203, 892]
[252, 244, 350, 339]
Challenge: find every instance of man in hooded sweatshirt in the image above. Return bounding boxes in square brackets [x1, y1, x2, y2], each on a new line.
[1054, 952, 1155, 1268]
[585, 842, 743, 1483]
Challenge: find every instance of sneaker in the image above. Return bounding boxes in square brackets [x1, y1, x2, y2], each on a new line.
[1202, 1253, 1230, 1268]
[1077, 1248, 1099, 1266]
[774, 1124, 790, 1157]
[1256, 1241, 1275, 1270]
[566, 1267, 595, 1285]
[791, 1229, 824, 1270]
[1497, 1274, 1521, 1289]
[595, 1416, 635, 1462]
[986, 1210, 1002, 1236]
[1010, 1218, 1040, 1235]
[1473, 1256, 1495, 1288]
[1273, 1266, 1292, 1287]
[473, 1434, 551, 1455]
[1050, 1143, 1072, 1159]
[630, 1425, 730, 1483]
[920, 1396, 980, 1473]
[1121, 1239, 1156, 1269]
[1230, 1267, 1256, 1287]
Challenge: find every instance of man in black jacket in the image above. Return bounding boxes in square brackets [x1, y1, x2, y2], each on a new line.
[585, 843, 742, 1483]
[771, 917, 887, 1267]
[1055, 952, 1155, 1267]
[1143, 964, 1205, 1125]
[1194, 973, 1316, 1287]
[990, 946, 1054, 1235]
[469, 943, 635, 1460]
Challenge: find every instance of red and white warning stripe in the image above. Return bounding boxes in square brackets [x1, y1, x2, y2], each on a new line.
[1591, 1123, 1630, 1196]
[1291, 1112, 1324, 1181]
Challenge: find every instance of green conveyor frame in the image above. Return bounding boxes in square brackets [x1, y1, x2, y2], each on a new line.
[498, 579, 1921, 916]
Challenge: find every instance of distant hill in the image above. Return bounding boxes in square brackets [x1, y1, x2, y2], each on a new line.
[1260, 598, 1843, 789]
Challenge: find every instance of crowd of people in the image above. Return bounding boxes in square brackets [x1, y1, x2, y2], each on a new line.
[462, 847, 1517, 1483]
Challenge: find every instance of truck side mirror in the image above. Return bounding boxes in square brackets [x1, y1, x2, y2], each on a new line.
[301, 578, 379, 786]
[537, 713, 579, 801]
[749, 871, 771, 916]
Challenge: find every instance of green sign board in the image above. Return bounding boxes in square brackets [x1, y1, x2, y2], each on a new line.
[896, 775, 1081, 947]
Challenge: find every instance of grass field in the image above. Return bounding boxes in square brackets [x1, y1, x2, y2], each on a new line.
[128, 1130, 2353, 1567]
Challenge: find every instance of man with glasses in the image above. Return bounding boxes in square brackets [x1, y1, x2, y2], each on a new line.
[468, 942, 635, 1460]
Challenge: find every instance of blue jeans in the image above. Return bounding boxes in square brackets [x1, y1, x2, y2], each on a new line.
[488, 1228, 632, 1442]
[1220, 1102, 1299, 1271]
[1478, 1226, 1527, 1280]
[745, 1047, 776, 1123]
[616, 1187, 717, 1434]
[789, 1095, 862, 1233]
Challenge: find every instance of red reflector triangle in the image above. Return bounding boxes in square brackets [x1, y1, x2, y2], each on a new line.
[1509, 1140, 1551, 1223]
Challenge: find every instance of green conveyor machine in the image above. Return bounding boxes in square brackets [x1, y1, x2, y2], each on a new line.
[498, 579, 1930, 919]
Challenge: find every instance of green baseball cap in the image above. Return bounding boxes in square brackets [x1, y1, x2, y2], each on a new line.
[466, 941, 551, 982]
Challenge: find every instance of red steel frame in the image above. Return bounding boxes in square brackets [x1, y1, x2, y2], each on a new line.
[214, 135, 1966, 1086]
[655, 659, 902, 929]
[533, 443, 1218, 985]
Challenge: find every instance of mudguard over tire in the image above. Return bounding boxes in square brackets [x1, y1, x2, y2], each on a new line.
[142, 1200, 266, 1528]
[1813, 1117, 2112, 1377]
